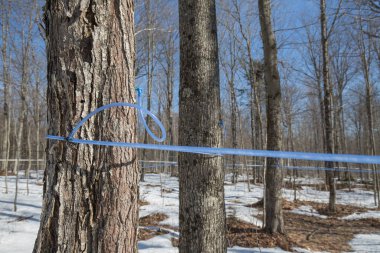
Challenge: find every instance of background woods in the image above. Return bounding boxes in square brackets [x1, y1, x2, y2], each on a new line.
[0, 0, 380, 252]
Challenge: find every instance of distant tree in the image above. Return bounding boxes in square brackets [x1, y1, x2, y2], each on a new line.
[33, 0, 139, 252]
[320, 0, 341, 213]
[140, 0, 155, 182]
[258, 0, 284, 233]
[178, 0, 227, 252]
[12, 0, 38, 211]
[1, 0, 11, 193]
[355, 15, 380, 205]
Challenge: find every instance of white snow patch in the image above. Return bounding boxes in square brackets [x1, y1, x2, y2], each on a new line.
[341, 210, 380, 220]
[290, 205, 327, 219]
[0, 175, 42, 253]
[292, 247, 329, 253]
[228, 246, 291, 253]
[138, 234, 178, 253]
[349, 234, 380, 252]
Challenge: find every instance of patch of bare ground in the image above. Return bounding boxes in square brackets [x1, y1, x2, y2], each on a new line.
[171, 238, 179, 247]
[144, 183, 161, 188]
[247, 198, 302, 211]
[295, 200, 375, 218]
[138, 199, 149, 206]
[226, 217, 292, 250]
[0, 170, 13, 176]
[238, 199, 379, 252]
[138, 213, 169, 240]
[285, 212, 380, 253]
[248, 198, 376, 217]
[138, 227, 167, 241]
[140, 213, 168, 226]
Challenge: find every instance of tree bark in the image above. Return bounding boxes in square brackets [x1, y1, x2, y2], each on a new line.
[225, 39, 239, 184]
[33, 1, 138, 252]
[258, 0, 285, 234]
[34, 68, 41, 181]
[359, 28, 379, 206]
[141, 0, 155, 182]
[1, 0, 11, 193]
[320, 0, 336, 213]
[163, 32, 176, 177]
[178, 0, 226, 252]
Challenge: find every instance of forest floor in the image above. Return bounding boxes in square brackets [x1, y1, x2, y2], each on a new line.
[1, 172, 380, 252]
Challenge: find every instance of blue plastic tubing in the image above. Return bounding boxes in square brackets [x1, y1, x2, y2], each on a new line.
[47, 90, 380, 165]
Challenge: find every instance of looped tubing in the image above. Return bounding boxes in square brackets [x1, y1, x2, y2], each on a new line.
[67, 88, 166, 142]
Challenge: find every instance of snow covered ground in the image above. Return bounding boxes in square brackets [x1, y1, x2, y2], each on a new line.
[1, 173, 379, 252]
[290, 205, 327, 219]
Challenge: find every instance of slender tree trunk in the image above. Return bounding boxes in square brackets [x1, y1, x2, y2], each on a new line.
[33, 1, 138, 252]
[237, 110, 251, 192]
[258, 0, 284, 234]
[34, 70, 41, 181]
[164, 34, 176, 177]
[178, 0, 226, 252]
[356, 15, 379, 206]
[337, 88, 350, 188]
[13, 27, 31, 212]
[12, 0, 36, 176]
[229, 79, 239, 183]
[141, 0, 155, 182]
[13, 157, 19, 211]
[26, 126, 32, 195]
[1, 0, 11, 194]
[320, 0, 336, 213]
[231, 0, 265, 183]
[362, 49, 378, 206]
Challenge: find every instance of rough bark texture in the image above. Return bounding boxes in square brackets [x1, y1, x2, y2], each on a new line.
[33, 1, 138, 252]
[178, 0, 226, 252]
[320, 0, 336, 213]
[258, 0, 284, 234]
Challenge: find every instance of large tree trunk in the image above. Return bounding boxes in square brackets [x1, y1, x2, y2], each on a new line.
[33, 1, 138, 252]
[258, 0, 284, 234]
[178, 0, 226, 252]
[320, 0, 336, 213]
